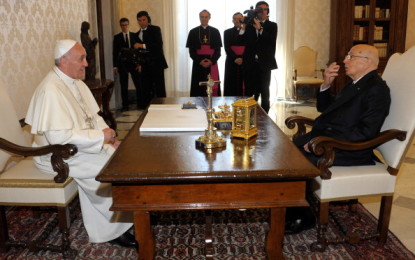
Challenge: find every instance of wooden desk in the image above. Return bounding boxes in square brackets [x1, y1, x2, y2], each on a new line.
[96, 97, 320, 259]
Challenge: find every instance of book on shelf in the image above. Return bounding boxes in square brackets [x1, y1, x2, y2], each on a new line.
[374, 26, 383, 40]
[375, 7, 381, 18]
[354, 5, 371, 18]
[353, 25, 360, 41]
[353, 25, 368, 41]
[375, 8, 391, 18]
[374, 43, 388, 58]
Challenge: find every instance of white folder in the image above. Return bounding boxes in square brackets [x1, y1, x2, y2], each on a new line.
[140, 105, 207, 132]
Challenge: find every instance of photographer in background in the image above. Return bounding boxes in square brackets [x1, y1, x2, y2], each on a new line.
[133, 11, 168, 109]
[112, 18, 141, 111]
[243, 1, 277, 113]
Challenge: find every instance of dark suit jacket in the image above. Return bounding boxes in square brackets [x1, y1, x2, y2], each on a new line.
[112, 31, 135, 68]
[243, 19, 278, 71]
[294, 70, 391, 166]
[134, 25, 168, 69]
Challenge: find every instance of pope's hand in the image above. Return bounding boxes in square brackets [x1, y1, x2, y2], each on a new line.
[111, 140, 121, 149]
[103, 128, 116, 144]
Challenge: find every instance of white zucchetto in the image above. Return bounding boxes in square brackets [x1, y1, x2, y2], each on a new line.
[54, 39, 77, 59]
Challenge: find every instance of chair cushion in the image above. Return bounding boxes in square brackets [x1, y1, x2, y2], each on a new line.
[0, 157, 78, 206]
[312, 162, 396, 202]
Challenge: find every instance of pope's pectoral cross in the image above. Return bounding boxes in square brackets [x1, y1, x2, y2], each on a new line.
[202, 35, 208, 43]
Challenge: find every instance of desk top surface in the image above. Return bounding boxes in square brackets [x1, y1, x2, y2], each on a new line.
[97, 97, 320, 184]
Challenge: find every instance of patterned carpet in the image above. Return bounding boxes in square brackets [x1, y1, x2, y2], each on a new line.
[1, 197, 415, 260]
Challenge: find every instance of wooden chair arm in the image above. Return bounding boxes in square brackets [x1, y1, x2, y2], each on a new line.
[308, 129, 407, 180]
[285, 115, 315, 141]
[293, 69, 298, 81]
[0, 138, 78, 183]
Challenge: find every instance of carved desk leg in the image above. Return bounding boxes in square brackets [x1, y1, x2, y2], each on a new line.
[134, 211, 154, 260]
[267, 207, 286, 260]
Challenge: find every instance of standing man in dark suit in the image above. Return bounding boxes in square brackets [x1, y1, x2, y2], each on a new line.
[112, 18, 141, 111]
[133, 11, 168, 109]
[286, 44, 391, 234]
[224, 12, 247, 96]
[244, 1, 277, 113]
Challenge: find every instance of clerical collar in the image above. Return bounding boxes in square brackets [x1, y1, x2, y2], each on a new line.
[53, 66, 77, 84]
[201, 25, 208, 29]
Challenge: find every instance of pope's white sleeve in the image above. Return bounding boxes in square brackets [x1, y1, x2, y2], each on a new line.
[44, 129, 104, 154]
[94, 113, 110, 130]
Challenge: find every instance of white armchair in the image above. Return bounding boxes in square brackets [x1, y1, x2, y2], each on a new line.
[0, 78, 78, 258]
[285, 46, 415, 251]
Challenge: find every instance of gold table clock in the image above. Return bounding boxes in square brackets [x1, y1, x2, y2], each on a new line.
[231, 97, 258, 139]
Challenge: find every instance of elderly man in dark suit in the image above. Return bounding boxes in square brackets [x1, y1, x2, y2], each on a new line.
[243, 1, 278, 113]
[133, 11, 168, 109]
[112, 18, 141, 111]
[294, 44, 390, 166]
[286, 44, 391, 234]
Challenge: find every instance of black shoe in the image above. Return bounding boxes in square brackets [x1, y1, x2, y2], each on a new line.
[121, 107, 129, 112]
[109, 231, 138, 249]
[285, 207, 316, 234]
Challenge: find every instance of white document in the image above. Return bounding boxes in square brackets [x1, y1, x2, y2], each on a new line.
[140, 105, 207, 132]
[147, 104, 182, 110]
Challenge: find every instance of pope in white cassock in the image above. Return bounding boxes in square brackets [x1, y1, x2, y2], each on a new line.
[25, 39, 138, 249]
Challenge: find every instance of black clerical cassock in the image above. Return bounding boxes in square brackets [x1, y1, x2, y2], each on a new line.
[186, 25, 222, 96]
[224, 26, 246, 96]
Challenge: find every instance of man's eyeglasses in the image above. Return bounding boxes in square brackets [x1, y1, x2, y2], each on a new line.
[345, 54, 368, 60]
[120, 24, 129, 27]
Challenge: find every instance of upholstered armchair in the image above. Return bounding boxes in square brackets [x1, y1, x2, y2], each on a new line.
[0, 79, 78, 258]
[285, 46, 415, 251]
[293, 46, 324, 101]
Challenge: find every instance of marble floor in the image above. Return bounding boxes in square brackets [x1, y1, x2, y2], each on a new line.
[113, 98, 415, 253]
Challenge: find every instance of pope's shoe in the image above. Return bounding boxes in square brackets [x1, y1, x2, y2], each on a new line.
[285, 206, 316, 234]
[109, 230, 139, 249]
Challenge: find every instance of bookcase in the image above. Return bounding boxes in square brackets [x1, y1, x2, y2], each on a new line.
[329, 0, 408, 92]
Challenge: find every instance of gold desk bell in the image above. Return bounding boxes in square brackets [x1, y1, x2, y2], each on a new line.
[231, 97, 258, 139]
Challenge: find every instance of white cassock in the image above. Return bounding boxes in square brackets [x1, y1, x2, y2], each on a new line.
[25, 66, 133, 243]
